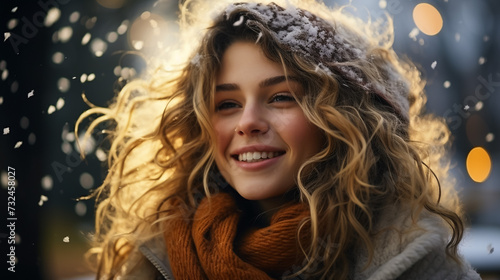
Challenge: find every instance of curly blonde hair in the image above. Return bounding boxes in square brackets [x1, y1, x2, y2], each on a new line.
[77, 0, 464, 279]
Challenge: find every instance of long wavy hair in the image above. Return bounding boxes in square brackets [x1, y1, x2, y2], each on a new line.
[78, 0, 464, 279]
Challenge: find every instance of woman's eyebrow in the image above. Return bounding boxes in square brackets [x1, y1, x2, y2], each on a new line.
[258, 75, 300, 88]
[215, 83, 239, 92]
[215, 75, 300, 92]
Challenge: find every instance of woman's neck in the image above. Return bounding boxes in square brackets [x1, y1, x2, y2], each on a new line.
[251, 190, 300, 226]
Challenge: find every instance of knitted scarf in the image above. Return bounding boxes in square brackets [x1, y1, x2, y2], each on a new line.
[164, 192, 310, 279]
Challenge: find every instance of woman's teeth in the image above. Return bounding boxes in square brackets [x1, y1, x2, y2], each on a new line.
[237, 151, 279, 162]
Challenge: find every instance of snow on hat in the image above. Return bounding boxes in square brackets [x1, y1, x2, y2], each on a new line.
[222, 2, 410, 122]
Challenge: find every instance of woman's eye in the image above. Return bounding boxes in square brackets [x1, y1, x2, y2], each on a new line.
[216, 101, 239, 111]
[271, 93, 295, 103]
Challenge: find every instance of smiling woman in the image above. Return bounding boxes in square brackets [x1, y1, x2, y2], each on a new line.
[212, 41, 324, 202]
[77, 0, 481, 279]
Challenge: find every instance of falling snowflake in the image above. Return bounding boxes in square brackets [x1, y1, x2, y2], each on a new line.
[95, 148, 107, 162]
[63, 236, 70, 243]
[38, 195, 48, 206]
[80, 73, 87, 83]
[233, 15, 244, 26]
[4, 32, 11, 42]
[47, 105, 56, 114]
[475, 101, 483, 111]
[14, 141, 22, 149]
[431, 61, 437, 69]
[81, 32, 91, 45]
[44, 7, 61, 27]
[56, 98, 65, 110]
[256, 32, 263, 43]
[3, 127, 9, 135]
[1, 69, 8, 80]
[409, 28, 419, 41]
[27, 90, 34, 98]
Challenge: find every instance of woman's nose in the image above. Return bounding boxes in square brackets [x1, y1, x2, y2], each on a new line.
[235, 103, 269, 136]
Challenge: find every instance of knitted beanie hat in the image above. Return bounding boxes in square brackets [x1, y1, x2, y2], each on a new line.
[221, 2, 410, 122]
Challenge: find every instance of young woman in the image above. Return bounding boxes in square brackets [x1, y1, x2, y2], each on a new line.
[78, 0, 481, 279]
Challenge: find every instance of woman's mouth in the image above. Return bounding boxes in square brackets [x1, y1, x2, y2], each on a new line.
[233, 151, 286, 163]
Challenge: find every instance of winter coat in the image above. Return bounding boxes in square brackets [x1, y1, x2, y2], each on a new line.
[133, 206, 481, 280]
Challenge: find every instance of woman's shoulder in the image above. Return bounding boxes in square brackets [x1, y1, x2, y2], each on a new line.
[351, 205, 481, 280]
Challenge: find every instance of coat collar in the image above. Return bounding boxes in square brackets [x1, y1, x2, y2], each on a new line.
[139, 236, 175, 280]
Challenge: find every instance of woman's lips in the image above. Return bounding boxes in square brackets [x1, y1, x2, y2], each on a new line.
[232, 152, 285, 170]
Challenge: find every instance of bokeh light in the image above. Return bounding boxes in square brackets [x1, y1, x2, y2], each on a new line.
[79, 172, 94, 190]
[128, 12, 177, 52]
[20, 116, 29, 129]
[41, 175, 54, 191]
[485, 133, 495, 143]
[75, 202, 87, 216]
[466, 147, 492, 183]
[90, 38, 108, 57]
[52, 52, 65, 64]
[57, 77, 70, 92]
[413, 3, 443, 36]
[44, 7, 61, 27]
[69, 11, 80, 23]
[81, 33, 91, 45]
[57, 26, 73, 43]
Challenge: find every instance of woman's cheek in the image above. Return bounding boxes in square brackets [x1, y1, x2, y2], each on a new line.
[213, 118, 233, 154]
[277, 110, 311, 135]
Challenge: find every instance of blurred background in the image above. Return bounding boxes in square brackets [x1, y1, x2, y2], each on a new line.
[0, 0, 499, 279]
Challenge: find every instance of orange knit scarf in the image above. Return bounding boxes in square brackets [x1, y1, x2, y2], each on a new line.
[164, 192, 310, 279]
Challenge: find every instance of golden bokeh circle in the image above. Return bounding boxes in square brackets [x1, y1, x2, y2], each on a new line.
[466, 147, 492, 183]
[413, 3, 443, 36]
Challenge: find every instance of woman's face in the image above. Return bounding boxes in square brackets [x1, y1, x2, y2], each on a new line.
[211, 41, 324, 201]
